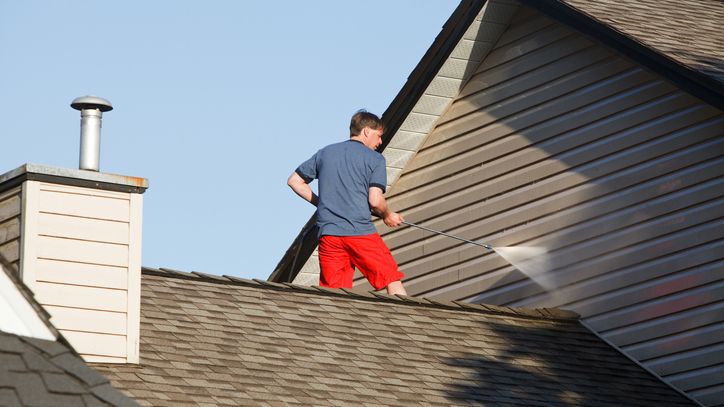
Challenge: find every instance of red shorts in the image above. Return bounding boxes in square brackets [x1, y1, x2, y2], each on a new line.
[318, 233, 404, 290]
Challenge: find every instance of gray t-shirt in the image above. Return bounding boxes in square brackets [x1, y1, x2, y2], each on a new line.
[296, 140, 387, 237]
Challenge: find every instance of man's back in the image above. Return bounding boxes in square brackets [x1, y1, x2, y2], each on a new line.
[287, 110, 407, 295]
[296, 139, 387, 237]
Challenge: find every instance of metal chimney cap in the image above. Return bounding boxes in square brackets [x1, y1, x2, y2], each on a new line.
[71, 96, 113, 112]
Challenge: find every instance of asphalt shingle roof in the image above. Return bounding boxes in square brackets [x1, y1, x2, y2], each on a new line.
[560, 0, 724, 84]
[0, 252, 140, 407]
[92, 268, 696, 406]
[0, 331, 139, 407]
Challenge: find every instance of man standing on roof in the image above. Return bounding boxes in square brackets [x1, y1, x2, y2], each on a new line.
[287, 110, 408, 296]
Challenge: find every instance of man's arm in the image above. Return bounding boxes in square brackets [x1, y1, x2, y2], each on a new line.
[369, 186, 403, 227]
[287, 172, 319, 207]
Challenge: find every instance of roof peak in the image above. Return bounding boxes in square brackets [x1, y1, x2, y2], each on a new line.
[141, 266, 579, 323]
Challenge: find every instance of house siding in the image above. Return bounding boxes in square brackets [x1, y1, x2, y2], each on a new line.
[0, 186, 22, 272]
[368, 7, 723, 406]
[19, 181, 141, 364]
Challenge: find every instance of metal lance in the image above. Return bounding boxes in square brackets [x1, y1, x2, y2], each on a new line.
[402, 221, 493, 250]
[71, 96, 113, 172]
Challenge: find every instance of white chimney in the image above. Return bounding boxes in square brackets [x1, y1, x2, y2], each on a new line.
[0, 97, 147, 364]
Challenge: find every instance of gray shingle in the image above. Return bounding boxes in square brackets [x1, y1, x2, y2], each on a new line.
[560, 0, 724, 84]
[51, 353, 109, 387]
[0, 331, 139, 407]
[0, 335, 25, 353]
[90, 269, 696, 406]
[90, 384, 140, 407]
[0, 389, 22, 407]
[21, 351, 63, 373]
[40, 372, 87, 395]
[22, 337, 70, 357]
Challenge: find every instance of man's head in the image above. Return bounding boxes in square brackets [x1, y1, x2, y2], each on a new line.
[350, 110, 384, 150]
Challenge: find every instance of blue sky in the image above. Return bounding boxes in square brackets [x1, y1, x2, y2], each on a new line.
[1, 1, 459, 279]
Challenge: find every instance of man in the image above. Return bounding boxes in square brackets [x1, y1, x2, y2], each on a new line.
[287, 110, 408, 295]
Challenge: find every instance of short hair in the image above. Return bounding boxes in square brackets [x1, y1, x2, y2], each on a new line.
[350, 109, 384, 137]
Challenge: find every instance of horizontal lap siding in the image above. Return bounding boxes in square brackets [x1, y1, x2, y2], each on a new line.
[366, 7, 723, 406]
[31, 182, 132, 360]
[0, 187, 22, 271]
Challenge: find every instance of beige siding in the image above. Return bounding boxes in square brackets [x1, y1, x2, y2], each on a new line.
[62, 330, 128, 358]
[37, 212, 129, 244]
[33, 282, 128, 312]
[37, 183, 130, 221]
[20, 181, 142, 363]
[36, 236, 129, 267]
[35, 258, 128, 289]
[295, 249, 320, 286]
[364, 7, 723, 406]
[44, 305, 127, 335]
[0, 187, 22, 271]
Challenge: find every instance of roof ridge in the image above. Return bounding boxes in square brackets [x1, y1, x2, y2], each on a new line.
[142, 266, 580, 323]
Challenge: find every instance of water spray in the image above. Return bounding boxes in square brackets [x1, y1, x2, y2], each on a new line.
[402, 221, 555, 291]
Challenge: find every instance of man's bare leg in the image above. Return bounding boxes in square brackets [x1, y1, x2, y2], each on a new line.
[386, 280, 407, 296]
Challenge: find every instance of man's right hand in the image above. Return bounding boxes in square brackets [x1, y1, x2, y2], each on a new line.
[369, 186, 403, 227]
[384, 211, 404, 228]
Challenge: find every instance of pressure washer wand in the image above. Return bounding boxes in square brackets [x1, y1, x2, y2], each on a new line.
[401, 221, 493, 250]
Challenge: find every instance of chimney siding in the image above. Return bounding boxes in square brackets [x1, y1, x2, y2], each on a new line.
[1, 165, 147, 364]
[0, 186, 22, 273]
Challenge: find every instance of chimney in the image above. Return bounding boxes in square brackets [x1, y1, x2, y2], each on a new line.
[71, 96, 113, 172]
[0, 96, 147, 363]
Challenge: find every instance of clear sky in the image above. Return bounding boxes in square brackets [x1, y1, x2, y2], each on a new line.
[1, 1, 459, 279]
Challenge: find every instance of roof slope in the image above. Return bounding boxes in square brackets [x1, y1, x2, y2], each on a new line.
[0, 331, 139, 407]
[94, 268, 695, 406]
[0, 252, 140, 407]
[560, 0, 724, 85]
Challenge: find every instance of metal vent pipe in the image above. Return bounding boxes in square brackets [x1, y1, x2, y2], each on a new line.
[70, 96, 113, 171]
